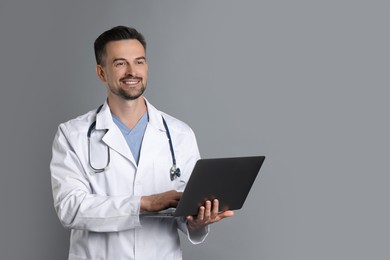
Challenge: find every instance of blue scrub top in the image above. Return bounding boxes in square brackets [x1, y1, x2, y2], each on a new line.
[112, 112, 148, 165]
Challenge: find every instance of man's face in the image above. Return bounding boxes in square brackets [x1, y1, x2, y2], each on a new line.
[97, 39, 148, 101]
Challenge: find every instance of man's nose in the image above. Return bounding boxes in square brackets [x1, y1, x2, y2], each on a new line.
[125, 64, 136, 77]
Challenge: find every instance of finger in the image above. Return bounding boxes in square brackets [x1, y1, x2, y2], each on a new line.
[174, 192, 183, 200]
[172, 193, 182, 202]
[186, 215, 196, 230]
[186, 215, 194, 222]
[197, 206, 205, 221]
[165, 190, 182, 199]
[204, 200, 212, 220]
[216, 210, 235, 221]
[211, 199, 219, 218]
[169, 200, 179, 208]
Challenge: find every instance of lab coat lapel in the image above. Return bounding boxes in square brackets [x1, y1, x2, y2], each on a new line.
[137, 100, 167, 175]
[95, 102, 137, 167]
[103, 127, 136, 166]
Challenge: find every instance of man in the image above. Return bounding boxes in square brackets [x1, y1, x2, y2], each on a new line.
[50, 26, 233, 260]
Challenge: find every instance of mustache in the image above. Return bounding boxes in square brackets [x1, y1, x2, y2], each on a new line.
[120, 75, 143, 81]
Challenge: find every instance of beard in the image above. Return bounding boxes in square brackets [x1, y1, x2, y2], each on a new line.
[109, 81, 146, 100]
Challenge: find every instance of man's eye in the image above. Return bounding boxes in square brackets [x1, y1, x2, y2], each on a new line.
[137, 60, 145, 65]
[115, 62, 125, 67]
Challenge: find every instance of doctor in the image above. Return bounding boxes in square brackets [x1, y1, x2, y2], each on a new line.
[50, 26, 233, 260]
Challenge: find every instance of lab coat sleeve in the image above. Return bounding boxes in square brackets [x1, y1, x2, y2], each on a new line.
[177, 218, 210, 244]
[175, 127, 209, 244]
[50, 125, 142, 232]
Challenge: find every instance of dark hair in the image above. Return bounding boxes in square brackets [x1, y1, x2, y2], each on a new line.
[94, 26, 147, 65]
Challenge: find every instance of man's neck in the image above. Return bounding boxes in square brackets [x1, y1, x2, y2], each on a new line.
[107, 95, 147, 129]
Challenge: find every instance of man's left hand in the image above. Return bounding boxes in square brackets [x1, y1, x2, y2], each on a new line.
[186, 199, 234, 231]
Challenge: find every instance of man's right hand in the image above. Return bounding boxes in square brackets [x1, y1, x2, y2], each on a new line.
[140, 190, 182, 212]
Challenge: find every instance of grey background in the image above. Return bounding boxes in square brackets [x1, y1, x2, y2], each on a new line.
[1, 0, 389, 259]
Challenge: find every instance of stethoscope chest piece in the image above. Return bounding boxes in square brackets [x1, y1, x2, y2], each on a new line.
[170, 165, 181, 181]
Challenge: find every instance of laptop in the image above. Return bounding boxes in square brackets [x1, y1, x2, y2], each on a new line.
[141, 156, 265, 218]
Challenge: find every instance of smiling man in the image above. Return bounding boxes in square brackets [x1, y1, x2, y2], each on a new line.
[98, 39, 148, 101]
[50, 26, 233, 260]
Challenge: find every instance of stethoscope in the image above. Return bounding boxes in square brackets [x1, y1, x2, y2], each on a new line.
[87, 104, 181, 181]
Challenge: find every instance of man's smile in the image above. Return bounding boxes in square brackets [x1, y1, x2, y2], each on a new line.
[121, 77, 142, 86]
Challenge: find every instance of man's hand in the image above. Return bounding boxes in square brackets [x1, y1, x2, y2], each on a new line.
[141, 190, 182, 212]
[186, 199, 234, 231]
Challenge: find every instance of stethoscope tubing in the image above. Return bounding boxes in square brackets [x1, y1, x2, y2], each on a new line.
[87, 104, 180, 180]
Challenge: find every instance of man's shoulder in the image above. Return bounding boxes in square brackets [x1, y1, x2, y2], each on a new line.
[146, 99, 195, 135]
[160, 112, 195, 135]
[58, 108, 96, 135]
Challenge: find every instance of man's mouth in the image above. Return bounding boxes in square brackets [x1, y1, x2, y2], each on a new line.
[121, 77, 142, 85]
[124, 80, 139, 85]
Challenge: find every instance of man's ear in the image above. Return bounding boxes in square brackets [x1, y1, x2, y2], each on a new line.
[96, 65, 106, 82]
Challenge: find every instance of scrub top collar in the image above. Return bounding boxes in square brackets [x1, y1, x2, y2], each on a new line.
[95, 97, 167, 133]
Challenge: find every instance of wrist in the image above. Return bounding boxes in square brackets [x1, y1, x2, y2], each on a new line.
[140, 196, 150, 212]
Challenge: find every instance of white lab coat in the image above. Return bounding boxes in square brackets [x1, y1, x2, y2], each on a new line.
[51, 99, 208, 260]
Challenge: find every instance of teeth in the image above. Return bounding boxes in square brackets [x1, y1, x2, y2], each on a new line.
[125, 81, 138, 85]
